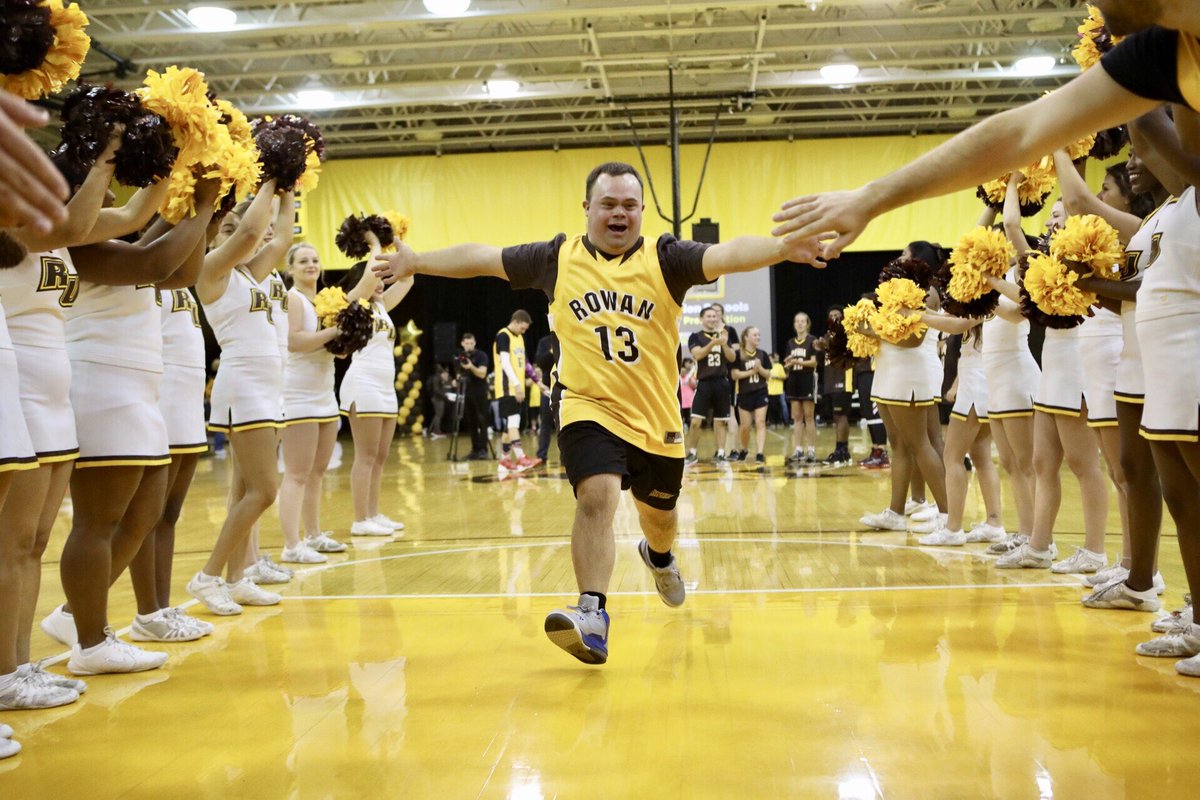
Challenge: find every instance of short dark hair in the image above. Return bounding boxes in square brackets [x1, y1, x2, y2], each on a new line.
[585, 162, 644, 201]
[461, 332, 475, 341]
[701, 305, 719, 316]
[511, 309, 532, 325]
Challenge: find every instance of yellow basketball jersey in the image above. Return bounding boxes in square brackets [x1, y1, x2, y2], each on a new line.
[492, 327, 526, 398]
[550, 235, 684, 457]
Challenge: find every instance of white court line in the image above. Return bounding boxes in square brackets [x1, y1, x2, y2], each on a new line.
[280, 582, 1076, 601]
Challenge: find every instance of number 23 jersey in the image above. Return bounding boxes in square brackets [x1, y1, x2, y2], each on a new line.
[504, 233, 709, 457]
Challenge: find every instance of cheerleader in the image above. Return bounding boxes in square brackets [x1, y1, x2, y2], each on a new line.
[991, 191, 1109, 573]
[277, 242, 373, 560]
[782, 312, 817, 463]
[188, 186, 294, 616]
[338, 262, 413, 536]
[730, 326, 772, 463]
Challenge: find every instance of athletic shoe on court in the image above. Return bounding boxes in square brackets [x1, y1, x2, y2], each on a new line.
[186, 572, 243, 616]
[306, 531, 348, 553]
[544, 595, 609, 665]
[713, 451, 728, 463]
[637, 539, 686, 607]
[261, 552, 294, 577]
[965, 522, 1006, 543]
[18, 662, 86, 695]
[246, 558, 291, 585]
[1086, 563, 1128, 587]
[995, 542, 1053, 569]
[804, 451, 817, 464]
[1051, 547, 1106, 574]
[904, 499, 930, 516]
[1136, 622, 1200, 658]
[171, 607, 213, 636]
[917, 528, 967, 546]
[227, 579, 281, 606]
[910, 503, 941, 523]
[1082, 579, 1162, 612]
[685, 452, 698, 467]
[824, 448, 851, 466]
[0, 673, 78, 710]
[859, 508, 906, 531]
[281, 544, 327, 564]
[755, 453, 765, 464]
[0, 735, 20, 759]
[129, 610, 206, 642]
[39, 605, 79, 647]
[518, 456, 543, 470]
[0, 723, 11, 739]
[987, 534, 1028, 555]
[1176, 653, 1200, 677]
[351, 518, 393, 536]
[786, 450, 803, 464]
[912, 513, 949, 534]
[67, 628, 167, 675]
[1152, 603, 1193, 634]
[375, 514, 407, 531]
[498, 456, 519, 471]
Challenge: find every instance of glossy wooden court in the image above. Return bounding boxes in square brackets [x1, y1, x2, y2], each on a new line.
[4, 428, 1197, 799]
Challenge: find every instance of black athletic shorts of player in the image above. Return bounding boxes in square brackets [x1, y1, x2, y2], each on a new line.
[689, 328, 733, 421]
[559, 421, 684, 511]
[784, 333, 817, 400]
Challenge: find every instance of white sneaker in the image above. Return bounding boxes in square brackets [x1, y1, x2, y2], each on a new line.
[0, 672, 79, 710]
[17, 663, 87, 695]
[1085, 563, 1128, 587]
[995, 542, 1053, 569]
[859, 508, 906, 531]
[186, 572, 243, 616]
[987, 534, 1027, 554]
[910, 503, 941, 523]
[261, 552, 294, 576]
[1135, 623, 1200, 658]
[904, 499, 932, 516]
[372, 514, 406, 532]
[172, 607, 213, 636]
[250, 556, 291, 585]
[918, 528, 967, 546]
[40, 605, 79, 647]
[1152, 603, 1193, 634]
[1082, 579, 1162, 612]
[0, 737, 19, 759]
[911, 513, 948, 534]
[227, 578, 281, 606]
[67, 628, 167, 675]
[1154, 571, 1167, 595]
[281, 544, 327, 564]
[350, 519, 393, 536]
[305, 531, 347, 553]
[964, 522, 1006, 543]
[1051, 547, 1106, 574]
[129, 610, 206, 642]
[0, 723, 11, 739]
[1176, 653, 1200, 677]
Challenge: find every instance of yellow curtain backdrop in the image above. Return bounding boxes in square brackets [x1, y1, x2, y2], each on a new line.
[289, 133, 1118, 268]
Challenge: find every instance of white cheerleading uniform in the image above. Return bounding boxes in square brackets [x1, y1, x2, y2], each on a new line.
[65, 280, 169, 468]
[159, 288, 208, 454]
[870, 329, 939, 407]
[982, 303, 1039, 418]
[282, 290, 338, 425]
[267, 270, 290, 417]
[1034, 327, 1085, 416]
[0, 301, 37, 474]
[1115, 197, 1178, 404]
[950, 331, 988, 422]
[204, 267, 283, 432]
[1137, 186, 1200, 442]
[0, 248, 78, 462]
[1078, 309, 1122, 427]
[339, 300, 398, 418]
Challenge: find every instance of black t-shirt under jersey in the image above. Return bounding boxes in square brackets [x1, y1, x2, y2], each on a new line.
[689, 329, 732, 380]
[1101, 25, 1196, 108]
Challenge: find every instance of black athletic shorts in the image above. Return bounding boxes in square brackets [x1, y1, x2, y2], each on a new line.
[498, 396, 521, 418]
[558, 421, 684, 511]
[785, 372, 815, 400]
[691, 377, 732, 420]
[737, 390, 769, 412]
[828, 390, 852, 416]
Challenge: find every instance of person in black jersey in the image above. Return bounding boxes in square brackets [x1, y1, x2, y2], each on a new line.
[685, 305, 736, 464]
[783, 311, 818, 463]
[731, 326, 773, 464]
[813, 307, 854, 466]
[712, 302, 742, 457]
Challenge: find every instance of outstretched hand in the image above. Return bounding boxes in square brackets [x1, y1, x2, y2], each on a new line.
[772, 188, 870, 261]
[779, 232, 831, 268]
[370, 241, 416, 285]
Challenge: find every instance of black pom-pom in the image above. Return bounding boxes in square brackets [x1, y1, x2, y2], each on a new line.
[58, 84, 179, 188]
[273, 114, 326, 160]
[932, 265, 1000, 319]
[0, 231, 27, 270]
[0, 0, 54, 76]
[976, 186, 1004, 214]
[877, 256, 934, 289]
[1019, 199, 1047, 217]
[1016, 254, 1086, 329]
[364, 214, 395, 248]
[1090, 126, 1128, 160]
[326, 302, 374, 356]
[49, 142, 89, 192]
[113, 113, 178, 187]
[253, 120, 309, 191]
[823, 325, 856, 370]
[336, 213, 396, 258]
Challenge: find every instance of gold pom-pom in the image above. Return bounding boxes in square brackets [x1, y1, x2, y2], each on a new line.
[158, 167, 197, 226]
[841, 299, 879, 358]
[138, 67, 223, 169]
[1066, 133, 1097, 161]
[1072, 5, 1124, 71]
[1024, 253, 1097, 316]
[947, 226, 1013, 302]
[297, 148, 321, 193]
[313, 287, 350, 329]
[870, 278, 927, 344]
[1018, 157, 1056, 208]
[1049, 214, 1124, 279]
[0, 0, 91, 100]
[385, 211, 410, 241]
[875, 277, 927, 310]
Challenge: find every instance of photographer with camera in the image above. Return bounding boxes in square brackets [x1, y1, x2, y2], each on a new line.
[455, 332, 490, 460]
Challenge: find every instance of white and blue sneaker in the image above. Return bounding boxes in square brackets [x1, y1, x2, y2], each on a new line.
[544, 594, 610, 665]
[637, 539, 686, 607]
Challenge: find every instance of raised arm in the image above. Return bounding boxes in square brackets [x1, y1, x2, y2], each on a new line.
[1131, 104, 1200, 193]
[381, 276, 414, 312]
[701, 234, 825, 279]
[245, 189, 294, 282]
[346, 231, 384, 303]
[984, 272, 1023, 306]
[1002, 174, 1031, 259]
[156, 233, 207, 291]
[372, 241, 506, 283]
[80, 177, 173, 245]
[1052, 150, 1142, 242]
[12, 130, 120, 252]
[920, 309, 984, 335]
[195, 182, 277, 303]
[773, 66, 1159, 256]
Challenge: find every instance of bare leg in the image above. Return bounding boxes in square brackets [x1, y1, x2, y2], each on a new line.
[1029, 412, 1065, 552]
[280, 422, 320, 549]
[635, 498, 677, 554]
[1056, 413, 1109, 555]
[570, 474, 621, 594]
[348, 410, 381, 521]
[1117, 401, 1162, 590]
[0, 470, 25, 674]
[892, 404, 948, 510]
[120, 466, 170, 616]
[202, 427, 279, 583]
[990, 416, 1036, 536]
[942, 413, 981, 533]
[880, 405, 911, 514]
[754, 406, 768, 455]
[369, 417, 397, 518]
[969, 426, 1003, 527]
[153, 453, 198, 607]
[1151, 441, 1200, 602]
[301, 421, 338, 537]
[1095, 424, 1130, 565]
[738, 407, 752, 451]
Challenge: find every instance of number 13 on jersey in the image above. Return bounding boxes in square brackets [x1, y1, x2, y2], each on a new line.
[594, 325, 640, 364]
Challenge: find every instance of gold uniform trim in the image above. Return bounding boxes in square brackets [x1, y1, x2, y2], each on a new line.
[168, 443, 209, 455]
[280, 415, 341, 427]
[1033, 402, 1083, 417]
[35, 448, 80, 464]
[75, 454, 172, 469]
[871, 395, 939, 408]
[0, 457, 39, 473]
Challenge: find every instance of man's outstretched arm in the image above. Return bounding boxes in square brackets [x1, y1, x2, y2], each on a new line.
[372, 241, 506, 283]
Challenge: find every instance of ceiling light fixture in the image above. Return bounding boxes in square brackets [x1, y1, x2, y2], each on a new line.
[1013, 55, 1057, 76]
[484, 79, 520, 98]
[296, 88, 337, 108]
[819, 60, 859, 83]
[187, 5, 237, 30]
[423, 0, 470, 15]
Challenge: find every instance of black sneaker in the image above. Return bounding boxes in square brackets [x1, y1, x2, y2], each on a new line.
[466, 450, 489, 460]
[685, 452, 698, 467]
[735, 450, 749, 462]
[713, 452, 728, 463]
[755, 453, 765, 464]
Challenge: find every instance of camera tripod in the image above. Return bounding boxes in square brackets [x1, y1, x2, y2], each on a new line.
[446, 375, 495, 462]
